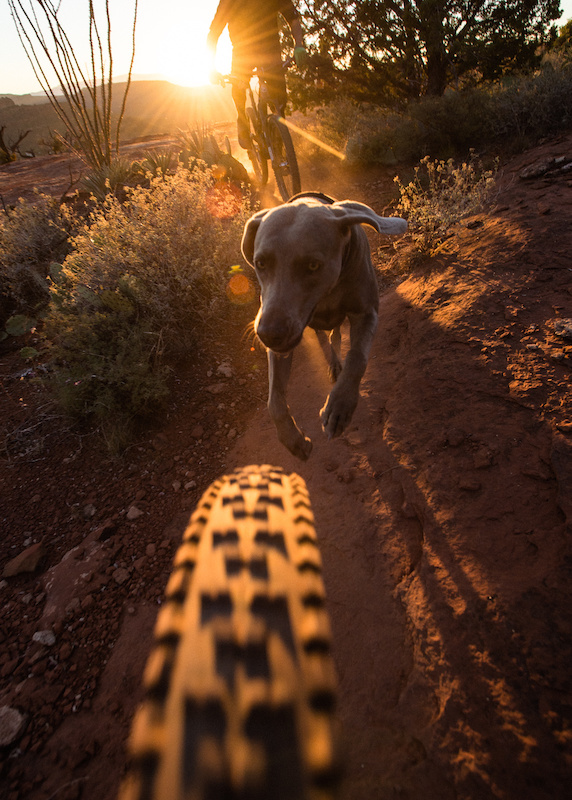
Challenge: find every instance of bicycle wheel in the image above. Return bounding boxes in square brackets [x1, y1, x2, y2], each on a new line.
[119, 465, 341, 800]
[246, 107, 269, 188]
[268, 115, 301, 201]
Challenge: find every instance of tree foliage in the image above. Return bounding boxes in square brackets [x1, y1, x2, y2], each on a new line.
[295, 0, 562, 103]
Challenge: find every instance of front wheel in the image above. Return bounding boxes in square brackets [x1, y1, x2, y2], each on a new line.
[268, 115, 301, 201]
[119, 465, 341, 800]
[246, 107, 269, 188]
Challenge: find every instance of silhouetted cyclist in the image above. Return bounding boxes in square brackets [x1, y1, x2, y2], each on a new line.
[207, 0, 307, 148]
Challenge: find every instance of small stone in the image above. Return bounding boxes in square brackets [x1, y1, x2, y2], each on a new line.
[207, 383, 227, 395]
[554, 319, 572, 340]
[2, 542, 45, 578]
[0, 706, 26, 746]
[145, 543, 156, 557]
[346, 431, 366, 447]
[127, 505, 144, 521]
[227, 428, 237, 440]
[184, 480, 197, 491]
[172, 480, 182, 492]
[191, 425, 204, 439]
[83, 504, 96, 519]
[217, 362, 233, 378]
[59, 643, 72, 661]
[113, 568, 130, 585]
[32, 630, 56, 647]
[473, 447, 494, 469]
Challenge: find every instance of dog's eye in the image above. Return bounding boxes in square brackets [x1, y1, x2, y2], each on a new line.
[254, 258, 266, 270]
[308, 260, 321, 272]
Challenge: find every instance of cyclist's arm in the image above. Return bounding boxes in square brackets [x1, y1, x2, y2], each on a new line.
[279, 1, 306, 59]
[289, 16, 305, 49]
[207, 0, 233, 51]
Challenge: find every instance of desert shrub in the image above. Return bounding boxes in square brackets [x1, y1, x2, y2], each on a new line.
[45, 282, 170, 452]
[313, 62, 572, 167]
[177, 128, 251, 186]
[490, 63, 572, 149]
[79, 157, 145, 202]
[0, 193, 77, 330]
[140, 149, 178, 179]
[395, 155, 497, 256]
[43, 166, 250, 448]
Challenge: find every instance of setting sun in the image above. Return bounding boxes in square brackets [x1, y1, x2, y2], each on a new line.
[157, 27, 232, 88]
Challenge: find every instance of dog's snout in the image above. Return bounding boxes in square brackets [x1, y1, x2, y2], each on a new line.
[256, 313, 299, 352]
[257, 319, 288, 349]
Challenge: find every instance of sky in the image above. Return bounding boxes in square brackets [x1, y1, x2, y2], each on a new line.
[0, 0, 231, 95]
[1, 0, 572, 96]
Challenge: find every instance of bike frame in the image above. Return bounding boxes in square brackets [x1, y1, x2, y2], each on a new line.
[223, 61, 301, 199]
[245, 68, 282, 160]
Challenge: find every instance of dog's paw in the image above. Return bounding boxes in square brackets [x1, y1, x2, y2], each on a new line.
[276, 420, 313, 460]
[320, 390, 358, 439]
[291, 434, 313, 461]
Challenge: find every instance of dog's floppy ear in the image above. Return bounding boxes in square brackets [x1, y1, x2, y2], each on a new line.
[330, 200, 407, 235]
[241, 209, 269, 266]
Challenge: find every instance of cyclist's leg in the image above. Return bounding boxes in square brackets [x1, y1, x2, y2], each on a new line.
[231, 51, 253, 148]
[259, 50, 287, 114]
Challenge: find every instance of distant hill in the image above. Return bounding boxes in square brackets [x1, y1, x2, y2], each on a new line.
[0, 80, 235, 156]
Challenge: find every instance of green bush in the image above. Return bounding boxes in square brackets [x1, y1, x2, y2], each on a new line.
[0, 193, 77, 330]
[43, 166, 250, 448]
[315, 62, 572, 166]
[45, 290, 170, 452]
[395, 155, 497, 256]
[491, 62, 572, 149]
[79, 157, 145, 202]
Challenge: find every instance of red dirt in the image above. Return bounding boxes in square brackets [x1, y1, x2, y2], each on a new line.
[1, 131, 572, 800]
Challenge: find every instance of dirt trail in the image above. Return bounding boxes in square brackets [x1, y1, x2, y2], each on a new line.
[228, 135, 572, 797]
[1, 131, 572, 800]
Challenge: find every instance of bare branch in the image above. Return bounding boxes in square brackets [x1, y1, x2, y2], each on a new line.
[7, 0, 138, 170]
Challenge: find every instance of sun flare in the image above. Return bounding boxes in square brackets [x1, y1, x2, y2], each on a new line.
[162, 29, 232, 87]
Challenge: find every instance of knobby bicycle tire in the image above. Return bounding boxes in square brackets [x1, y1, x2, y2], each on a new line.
[119, 465, 341, 800]
[246, 107, 269, 188]
[268, 115, 301, 201]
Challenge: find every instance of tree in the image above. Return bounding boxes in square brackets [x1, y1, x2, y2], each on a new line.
[8, 0, 138, 170]
[296, 0, 562, 102]
[552, 16, 572, 53]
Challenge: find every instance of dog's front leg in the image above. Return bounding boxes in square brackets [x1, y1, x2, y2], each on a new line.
[267, 350, 313, 460]
[320, 309, 378, 439]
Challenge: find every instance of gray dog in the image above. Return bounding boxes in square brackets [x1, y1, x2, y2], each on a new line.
[241, 192, 407, 460]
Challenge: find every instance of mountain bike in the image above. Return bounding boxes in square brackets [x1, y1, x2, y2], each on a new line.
[119, 464, 340, 800]
[224, 63, 301, 201]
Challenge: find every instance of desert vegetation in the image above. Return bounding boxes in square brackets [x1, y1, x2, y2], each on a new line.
[1, 2, 571, 449]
